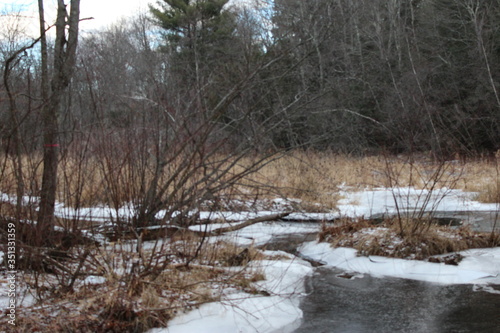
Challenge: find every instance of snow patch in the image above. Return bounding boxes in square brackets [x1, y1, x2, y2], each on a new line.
[148, 254, 313, 333]
[299, 242, 500, 285]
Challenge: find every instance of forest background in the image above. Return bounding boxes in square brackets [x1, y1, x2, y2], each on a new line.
[1, 0, 500, 331]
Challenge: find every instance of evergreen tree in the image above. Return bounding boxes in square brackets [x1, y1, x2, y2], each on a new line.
[150, 0, 237, 94]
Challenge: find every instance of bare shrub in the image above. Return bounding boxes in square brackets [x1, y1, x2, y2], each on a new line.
[319, 216, 500, 260]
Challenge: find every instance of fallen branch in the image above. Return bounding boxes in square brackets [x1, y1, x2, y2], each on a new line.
[106, 212, 292, 240]
[211, 212, 291, 235]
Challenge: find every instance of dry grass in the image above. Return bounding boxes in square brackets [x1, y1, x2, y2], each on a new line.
[2, 150, 499, 331]
[459, 158, 500, 203]
[474, 183, 500, 203]
[3, 235, 266, 332]
[249, 151, 500, 205]
[319, 216, 500, 260]
[1, 151, 499, 216]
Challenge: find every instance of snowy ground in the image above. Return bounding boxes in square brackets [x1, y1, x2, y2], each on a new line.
[299, 243, 500, 285]
[146, 187, 500, 332]
[1, 187, 499, 332]
[149, 252, 313, 333]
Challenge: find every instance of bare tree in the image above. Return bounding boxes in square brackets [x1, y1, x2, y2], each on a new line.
[37, 0, 81, 245]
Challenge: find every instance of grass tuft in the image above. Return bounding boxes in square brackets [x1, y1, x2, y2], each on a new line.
[319, 216, 500, 260]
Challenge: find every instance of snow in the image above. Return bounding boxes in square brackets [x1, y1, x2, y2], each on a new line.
[216, 222, 318, 247]
[294, 187, 500, 286]
[1, 187, 499, 332]
[336, 186, 499, 216]
[150, 294, 300, 333]
[299, 242, 500, 285]
[146, 187, 499, 332]
[149, 254, 313, 333]
[82, 275, 107, 285]
[3, 185, 494, 223]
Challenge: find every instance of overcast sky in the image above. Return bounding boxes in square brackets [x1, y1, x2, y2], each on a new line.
[1, 0, 252, 36]
[1, 0, 153, 35]
[81, 0, 153, 30]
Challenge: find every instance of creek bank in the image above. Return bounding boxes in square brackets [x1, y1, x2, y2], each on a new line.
[259, 219, 500, 332]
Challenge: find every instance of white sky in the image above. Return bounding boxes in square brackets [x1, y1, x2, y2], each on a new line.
[80, 0, 153, 31]
[0, 0, 253, 37]
[1, 0, 153, 35]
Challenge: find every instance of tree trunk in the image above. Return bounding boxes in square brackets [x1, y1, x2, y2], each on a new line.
[37, 0, 80, 246]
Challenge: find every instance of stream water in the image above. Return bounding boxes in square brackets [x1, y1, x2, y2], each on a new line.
[295, 267, 500, 333]
[263, 213, 500, 333]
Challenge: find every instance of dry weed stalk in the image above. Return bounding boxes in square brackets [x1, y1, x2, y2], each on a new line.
[2, 152, 499, 217]
[320, 216, 500, 260]
[3, 232, 266, 332]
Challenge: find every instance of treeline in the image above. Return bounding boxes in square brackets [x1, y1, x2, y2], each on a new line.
[271, 0, 500, 157]
[2, 0, 500, 158]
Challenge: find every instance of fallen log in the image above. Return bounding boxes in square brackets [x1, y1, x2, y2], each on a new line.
[211, 212, 291, 235]
[102, 212, 292, 240]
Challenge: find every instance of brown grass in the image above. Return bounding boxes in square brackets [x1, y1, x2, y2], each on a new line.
[249, 151, 500, 205]
[2, 150, 499, 331]
[1, 151, 499, 217]
[4, 235, 266, 332]
[319, 216, 500, 260]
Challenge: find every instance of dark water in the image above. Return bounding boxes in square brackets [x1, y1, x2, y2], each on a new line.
[294, 267, 500, 333]
[262, 219, 500, 333]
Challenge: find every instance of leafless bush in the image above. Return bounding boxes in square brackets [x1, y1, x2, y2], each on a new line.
[382, 154, 464, 237]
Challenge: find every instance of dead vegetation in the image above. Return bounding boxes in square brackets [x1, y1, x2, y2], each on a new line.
[1, 152, 499, 218]
[319, 216, 500, 261]
[1, 230, 268, 332]
[1, 151, 500, 331]
[256, 151, 500, 206]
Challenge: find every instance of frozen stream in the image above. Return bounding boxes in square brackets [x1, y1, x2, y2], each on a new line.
[295, 267, 500, 333]
[261, 213, 500, 333]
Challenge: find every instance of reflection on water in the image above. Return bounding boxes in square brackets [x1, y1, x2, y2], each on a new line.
[295, 267, 500, 333]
